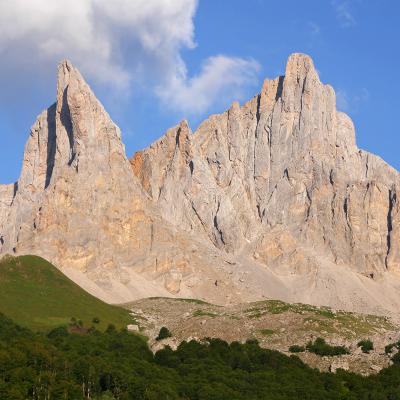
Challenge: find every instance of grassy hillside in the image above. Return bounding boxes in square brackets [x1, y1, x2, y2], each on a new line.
[0, 255, 132, 332]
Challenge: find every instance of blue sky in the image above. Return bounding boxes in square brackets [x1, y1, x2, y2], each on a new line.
[0, 0, 399, 183]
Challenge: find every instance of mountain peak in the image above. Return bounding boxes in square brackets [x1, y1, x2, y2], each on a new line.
[284, 53, 319, 86]
[54, 57, 125, 162]
[284, 53, 320, 85]
[285, 53, 316, 74]
[56, 59, 87, 100]
[2, 54, 400, 315]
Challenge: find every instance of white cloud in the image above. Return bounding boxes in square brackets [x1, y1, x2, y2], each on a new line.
[157, 55, 260, 115]
[0, 0, 260, 114]
[332, 0, 356, 27]
[0, 0, 197, 89]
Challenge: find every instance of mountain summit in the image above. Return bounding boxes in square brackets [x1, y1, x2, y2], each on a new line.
[1, 54, 400, 314]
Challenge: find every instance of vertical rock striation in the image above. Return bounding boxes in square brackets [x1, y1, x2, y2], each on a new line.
[2, 54, 400, 313]
[0, 61, 235, 304]
[132, 53, 400, 279]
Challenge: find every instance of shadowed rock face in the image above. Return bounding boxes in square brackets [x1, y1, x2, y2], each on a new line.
[1, 54, 400, 314]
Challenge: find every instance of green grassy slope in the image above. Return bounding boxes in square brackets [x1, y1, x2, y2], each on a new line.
[0, 255, 132, 332]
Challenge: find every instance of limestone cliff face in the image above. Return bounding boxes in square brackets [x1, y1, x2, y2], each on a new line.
[131, 53, 400, 279]
[2, 54, 400, 314]
[0, 61, 235, 304]
[0, 60, 146, 267]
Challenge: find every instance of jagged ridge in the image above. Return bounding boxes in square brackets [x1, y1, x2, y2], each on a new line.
[132, 53, 400, 278]
[2, 54, 400, 315]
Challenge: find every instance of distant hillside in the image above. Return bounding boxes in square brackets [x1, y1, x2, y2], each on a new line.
[0, 255, 132, 331]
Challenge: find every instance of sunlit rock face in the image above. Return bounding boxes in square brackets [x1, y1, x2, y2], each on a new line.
[0, 60, 231, 304]
[2, 54, 400, 314]
[132, 53, 400, 278]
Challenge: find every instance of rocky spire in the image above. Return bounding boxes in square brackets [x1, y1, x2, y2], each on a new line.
[282, 53, 320, 111]
[0, 59, 143, 265]
[131, 52, 400, 279]
[54, 59, 127, 174]
[13, 59, 126, 198]
[0, 60, 228, 306]
[2, 54, 400, 314]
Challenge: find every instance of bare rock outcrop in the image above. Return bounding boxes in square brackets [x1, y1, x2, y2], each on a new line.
[132, 54, 400, 284]
[0, 61, 234, 304]
[2, 54, 400, 314]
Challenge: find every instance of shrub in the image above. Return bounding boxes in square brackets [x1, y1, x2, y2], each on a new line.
[105, 324, 116, 334]
[156, 326, 172, 341]
[357, 339, 373, 354]
[385, 341, 400, 354]
[386, 343, 396, 354]
[47, 326, 69, 339]
[69, 317, 84, 328]
[392, 352, 400, 364]
[289, 345, 305, 353]
[87, 326, 97, 334]
[260, 329, 275, 336]
[306, 337, 349, 356]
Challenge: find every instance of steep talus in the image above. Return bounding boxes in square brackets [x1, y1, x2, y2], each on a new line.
[2, 54, 400, 314]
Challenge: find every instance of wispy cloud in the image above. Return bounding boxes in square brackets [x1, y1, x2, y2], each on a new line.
[336, 88, 370, 112]
[0, 0, 261, 115]
[336, 90, 350, 110]
[156, 55, 260, 115]
[308, 21, 321, 36]
[331, 0, 356, 27]
[306, 21, 321, 50]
